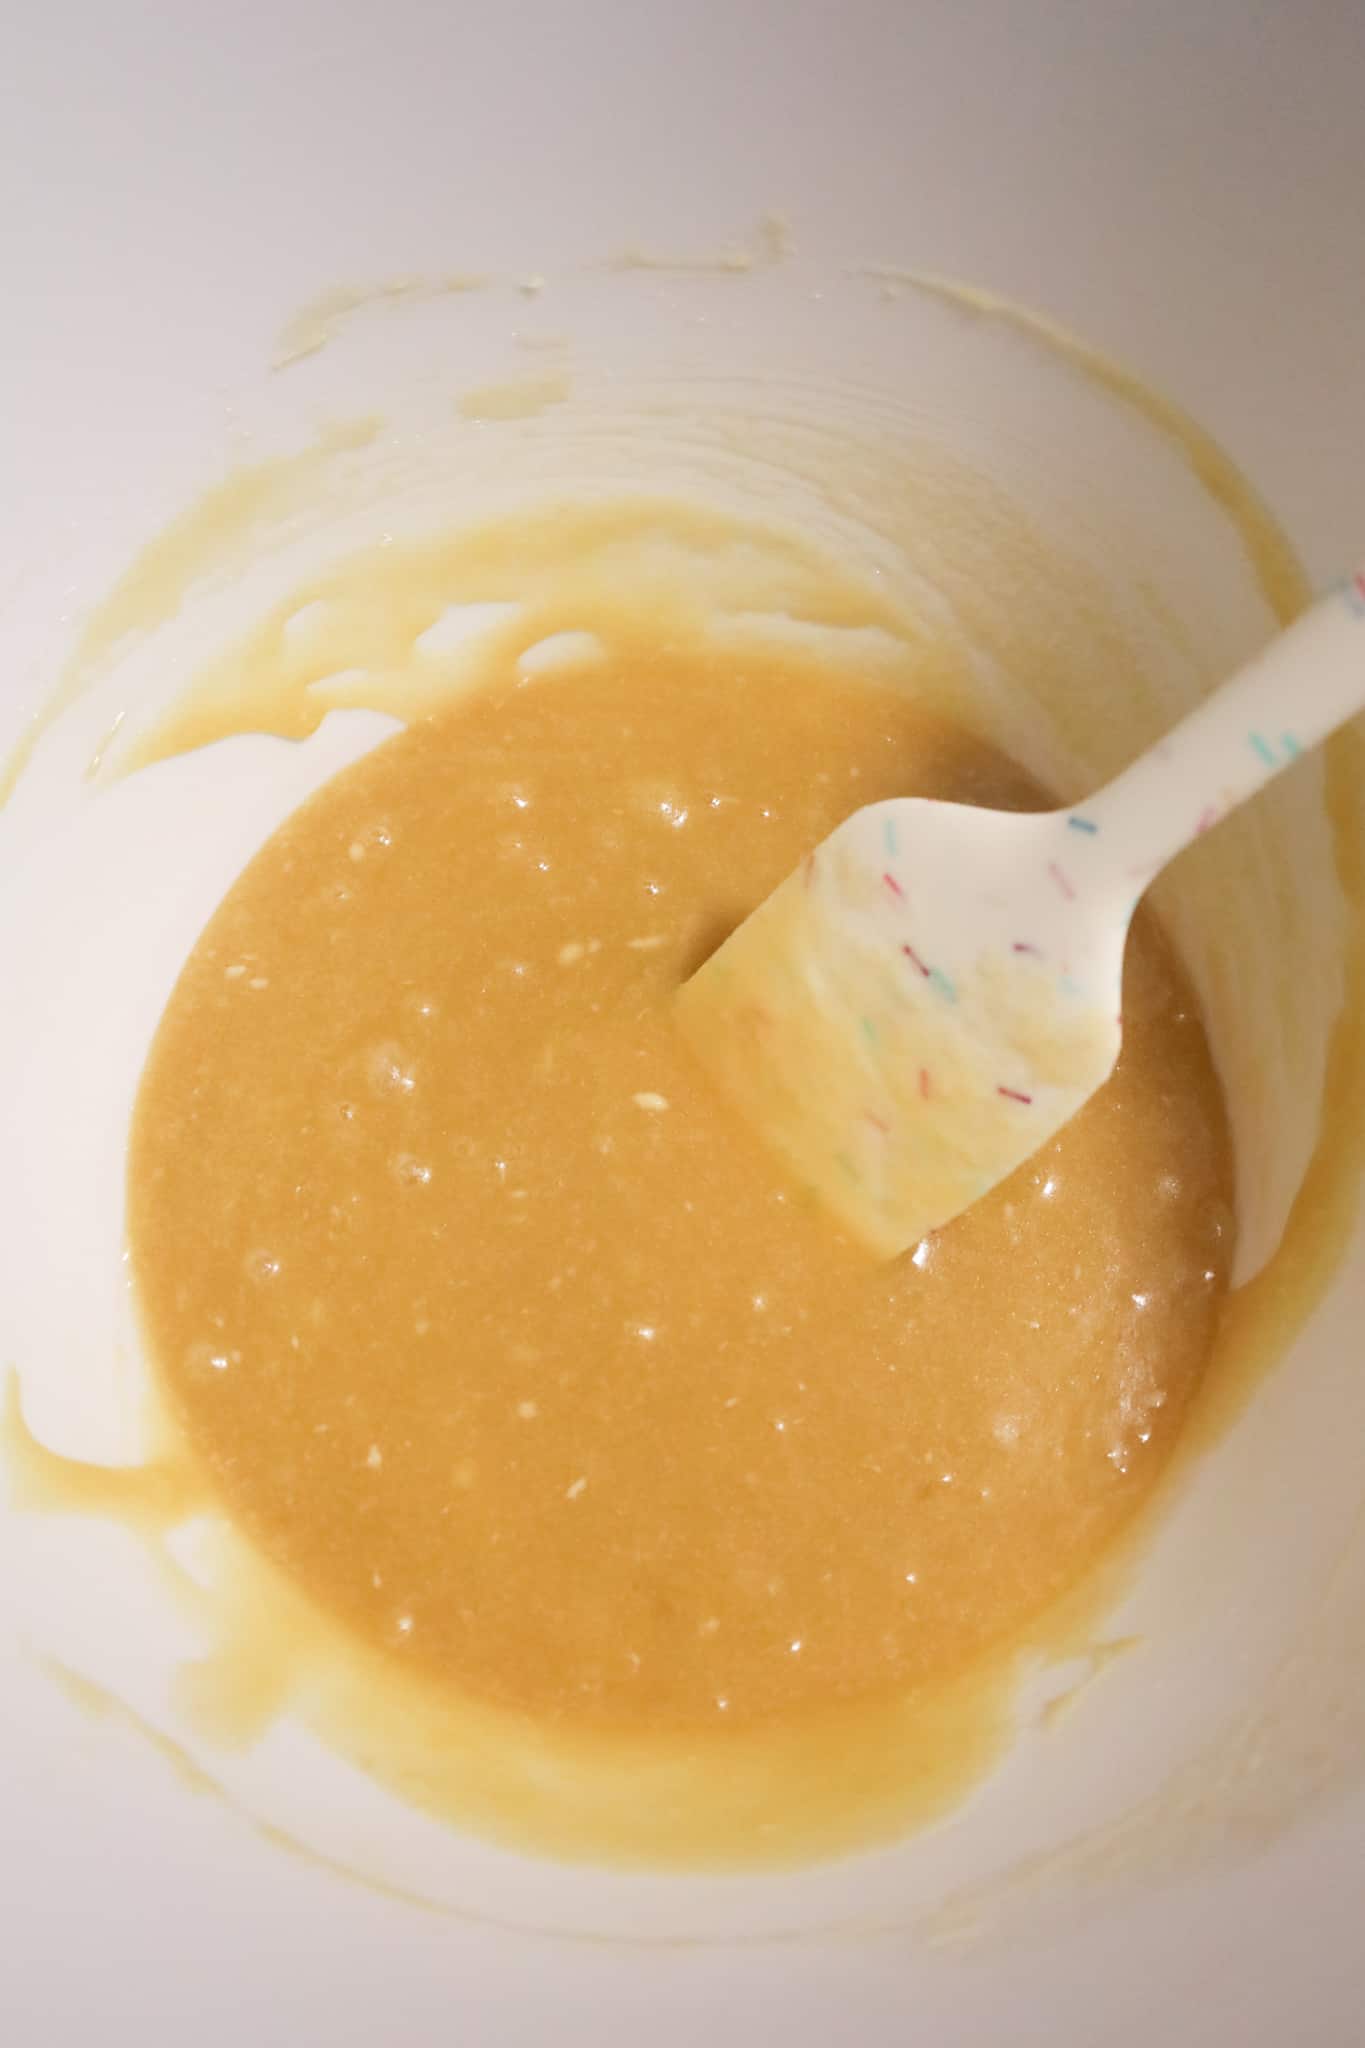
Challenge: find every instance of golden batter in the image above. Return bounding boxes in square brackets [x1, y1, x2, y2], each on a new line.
[128, 646, 1232, 1733]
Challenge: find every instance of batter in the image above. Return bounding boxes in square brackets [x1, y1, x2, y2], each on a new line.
[128, 645, 1232, 1732]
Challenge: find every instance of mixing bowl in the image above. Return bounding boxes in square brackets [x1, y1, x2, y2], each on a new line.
[3, 6, 1363, 2041]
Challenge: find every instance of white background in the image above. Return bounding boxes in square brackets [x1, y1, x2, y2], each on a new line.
[2, 3, 1363, 2043]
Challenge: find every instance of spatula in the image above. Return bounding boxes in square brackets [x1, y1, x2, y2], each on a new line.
[678, 569, 1365, 1258]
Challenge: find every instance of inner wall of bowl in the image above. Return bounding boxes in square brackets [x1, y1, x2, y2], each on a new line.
[2, 266, 1361, 1942]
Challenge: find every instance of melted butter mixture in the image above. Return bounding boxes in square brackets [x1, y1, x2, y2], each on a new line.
[128, 646, 1231, 1735]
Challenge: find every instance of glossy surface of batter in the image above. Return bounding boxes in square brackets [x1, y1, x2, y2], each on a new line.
[129, 649, 1232, 1731]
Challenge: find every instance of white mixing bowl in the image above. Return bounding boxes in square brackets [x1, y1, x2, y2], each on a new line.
[3, 6, 1363, 2042]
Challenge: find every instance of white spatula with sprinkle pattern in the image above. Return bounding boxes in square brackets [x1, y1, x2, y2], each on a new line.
[679, 571, 1365, 1258]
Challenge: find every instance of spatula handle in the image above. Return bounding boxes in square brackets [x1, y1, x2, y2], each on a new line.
[1081, 570, 1365, 892]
